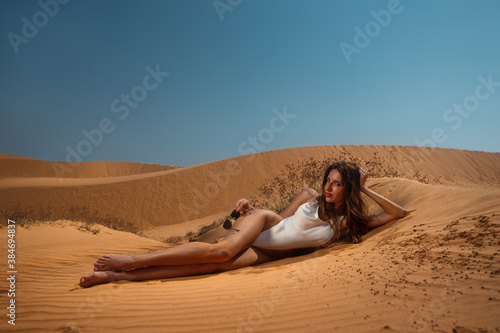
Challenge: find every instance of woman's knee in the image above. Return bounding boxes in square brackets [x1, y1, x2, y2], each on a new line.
[209, 243, 236, 263]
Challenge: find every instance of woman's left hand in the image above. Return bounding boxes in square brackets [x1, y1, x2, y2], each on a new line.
[235, 198, 252, 213]
[359, 168, 369, 188]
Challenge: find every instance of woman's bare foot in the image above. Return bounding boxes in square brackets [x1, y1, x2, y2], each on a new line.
[93, 254, 139, 271]
[79, 271, 119, 288]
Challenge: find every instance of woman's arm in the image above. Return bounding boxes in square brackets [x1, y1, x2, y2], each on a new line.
[235, 187, 317, 218]
[360, 168, 408, 228]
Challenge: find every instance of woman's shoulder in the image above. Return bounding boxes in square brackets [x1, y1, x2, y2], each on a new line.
[279, 188, 319, 219]
[303, 187, 319, 200]
[300, 188, 319, 207]
[298, 200, 319, 215]
[301, 196, 319, 207]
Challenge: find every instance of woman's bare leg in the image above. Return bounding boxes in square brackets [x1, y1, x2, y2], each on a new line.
[93, 210, 282, 271]
[81, 246, 275, 288]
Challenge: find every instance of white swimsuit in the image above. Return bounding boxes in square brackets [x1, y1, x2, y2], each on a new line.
[251, 201, 342, 250]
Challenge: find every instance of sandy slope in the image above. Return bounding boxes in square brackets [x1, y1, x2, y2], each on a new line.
[0, 153, 179, 178]
[1, 145, 500, 234]
[0, 146, 499, 332]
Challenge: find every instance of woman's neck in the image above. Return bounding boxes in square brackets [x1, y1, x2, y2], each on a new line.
[335, 203, 346, 216]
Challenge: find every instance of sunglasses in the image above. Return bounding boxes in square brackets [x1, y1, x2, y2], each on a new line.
[223, 210, 241, 230]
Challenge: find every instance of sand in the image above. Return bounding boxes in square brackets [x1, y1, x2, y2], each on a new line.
[0, 145, 499, 332]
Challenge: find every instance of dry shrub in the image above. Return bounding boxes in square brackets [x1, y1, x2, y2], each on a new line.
[252, 149, 430, 213]
[0, 204, 140, 235]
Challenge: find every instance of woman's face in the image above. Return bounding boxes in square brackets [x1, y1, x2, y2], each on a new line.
[324, 169, 346, 207]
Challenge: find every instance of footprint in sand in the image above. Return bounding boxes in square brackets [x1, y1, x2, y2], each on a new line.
[452, 326, 478, 333]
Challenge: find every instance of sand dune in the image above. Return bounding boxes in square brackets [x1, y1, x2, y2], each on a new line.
[0, 153, 179, 179]
[2, 146, 500, 233]
[0, 145, 499, 332]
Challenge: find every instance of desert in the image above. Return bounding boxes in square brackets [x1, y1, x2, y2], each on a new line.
[0, 145, 499, 332]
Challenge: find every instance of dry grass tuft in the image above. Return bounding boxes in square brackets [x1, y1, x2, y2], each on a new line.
[252, 150, 438, 214]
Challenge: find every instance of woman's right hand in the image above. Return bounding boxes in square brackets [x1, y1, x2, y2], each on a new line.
[235, 198, 252, 213]
[359, 167, 369, 190]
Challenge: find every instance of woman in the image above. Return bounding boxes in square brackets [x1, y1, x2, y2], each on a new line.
[79, 161, 407, 287]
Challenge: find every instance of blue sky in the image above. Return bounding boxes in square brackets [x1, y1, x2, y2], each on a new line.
[1, 0, 499, 167]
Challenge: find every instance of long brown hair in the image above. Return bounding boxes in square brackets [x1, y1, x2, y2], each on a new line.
[317, 161, 369, 243]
